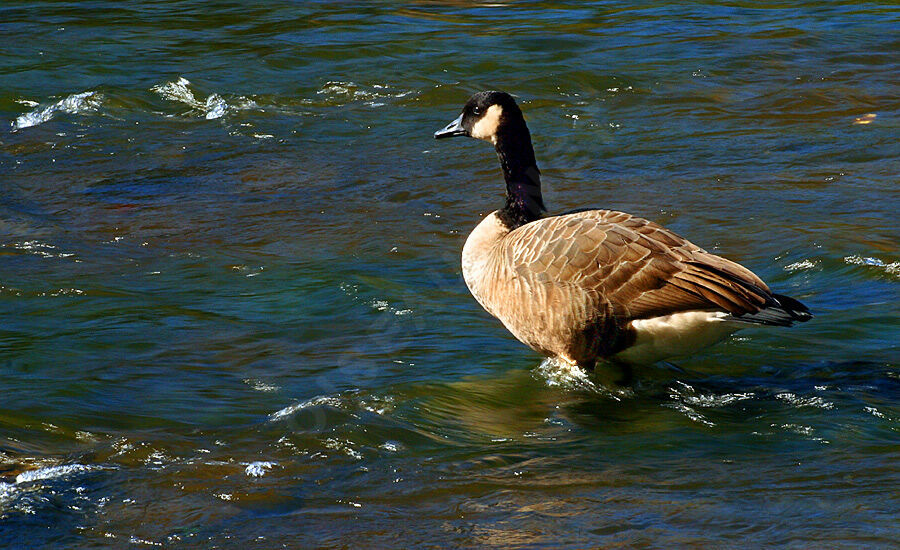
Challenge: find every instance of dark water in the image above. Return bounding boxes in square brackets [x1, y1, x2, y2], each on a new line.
[2, 1, 899, 547]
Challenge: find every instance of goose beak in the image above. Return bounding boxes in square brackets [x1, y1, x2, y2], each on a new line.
[434, 113, 467, 139]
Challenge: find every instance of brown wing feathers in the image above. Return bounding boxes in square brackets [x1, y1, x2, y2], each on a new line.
[503, 210, 780, 325]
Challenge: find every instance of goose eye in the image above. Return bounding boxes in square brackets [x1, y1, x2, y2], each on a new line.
[472, 106, 482, 115]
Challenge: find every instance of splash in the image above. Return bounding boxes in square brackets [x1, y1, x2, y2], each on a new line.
[535, 357, 598, 391]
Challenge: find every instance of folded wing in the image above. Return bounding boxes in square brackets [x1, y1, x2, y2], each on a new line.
[500, 210, 806, 333]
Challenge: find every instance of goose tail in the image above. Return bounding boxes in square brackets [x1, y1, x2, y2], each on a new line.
[728, 293, 812, 327]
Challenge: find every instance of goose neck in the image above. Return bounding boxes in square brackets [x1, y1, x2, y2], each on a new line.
[495, 127, 545, 229]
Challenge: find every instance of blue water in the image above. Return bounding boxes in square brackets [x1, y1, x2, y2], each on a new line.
[1, 1, 898, 547]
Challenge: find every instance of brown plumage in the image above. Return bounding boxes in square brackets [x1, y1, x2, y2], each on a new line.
[435, 91, 811, 367]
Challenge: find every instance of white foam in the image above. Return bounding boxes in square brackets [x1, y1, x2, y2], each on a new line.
[359, 395, 394, 415]
[244, 461, 276, 477]
[681, 392, 755, 408]
[534, 357, 620, 397]
[12, 91, 102, 130]
[844, 255, 900, 277]
[151, 77, 197, 105]
[0, 481, 16, 506]
[243, 378, 279, 392]
[317, 81, 378, 101]
[14, 463, 97, 484]
[204, 93, 227, 119]
[775, 392, 834, 410]
[784, 260, 818, 271]
[269, 395, 343, 420]
[324, 437, 363, 460]
[776, 423, 819, 438]
[151, 77, 258, 120]
[315, 80, 414, 107]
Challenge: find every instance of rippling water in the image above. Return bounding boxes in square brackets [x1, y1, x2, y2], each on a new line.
[1, 1, 898, 547]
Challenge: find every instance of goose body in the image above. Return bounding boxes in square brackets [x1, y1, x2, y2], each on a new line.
[437, 91, 810, 368]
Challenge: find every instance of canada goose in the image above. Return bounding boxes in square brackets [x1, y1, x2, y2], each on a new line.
[435, 91, 811, 368]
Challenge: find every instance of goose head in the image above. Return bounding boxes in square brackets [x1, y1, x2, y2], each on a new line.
[434, 91, 525, 144]
[434, 91, 544, 229]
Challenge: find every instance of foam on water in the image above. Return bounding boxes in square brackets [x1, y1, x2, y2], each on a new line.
[0, 482, 15, 506]
[12, 91, 102, 130]
[244, 461, 276, 477]
[269, 395, 344, 421]
[151, 77, 258, 120]
[15, 463, 98, 484]
[323, 437, 363, 460]
[243, 378, 280, 392]
[775, 392, 835, 410]
[843, 255, 900, 278]
[204, 93, 227, 120]
[535, 357, 606, 394]
[535, 358, 647, 401]
[784, 260, 818, 271]
[314, 80, 414, 107]
[1, 463, 103, 516]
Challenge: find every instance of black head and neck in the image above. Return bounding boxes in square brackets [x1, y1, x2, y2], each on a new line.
[435, 91, 546, 230]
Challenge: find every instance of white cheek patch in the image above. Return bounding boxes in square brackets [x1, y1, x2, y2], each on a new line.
[470, 104, 503, 142]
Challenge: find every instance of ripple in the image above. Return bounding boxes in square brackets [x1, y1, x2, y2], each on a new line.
[667, 401, 715, 427]
[4, 240, 78, 261]
[339, 282, 414, 316]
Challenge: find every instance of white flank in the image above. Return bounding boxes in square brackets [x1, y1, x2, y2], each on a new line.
[614, 311, 738, 365]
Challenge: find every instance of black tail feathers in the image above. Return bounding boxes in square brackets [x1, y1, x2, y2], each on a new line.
[730, 293, 812, 327]
[772, 293, 812, 322]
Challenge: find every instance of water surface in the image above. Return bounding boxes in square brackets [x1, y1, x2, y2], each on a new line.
[1, 1, 898, 547]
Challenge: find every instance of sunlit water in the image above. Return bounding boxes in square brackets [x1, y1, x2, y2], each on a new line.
[1, 1, 898, 547]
